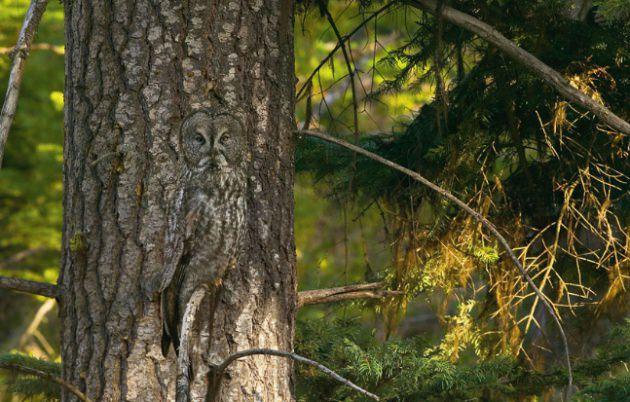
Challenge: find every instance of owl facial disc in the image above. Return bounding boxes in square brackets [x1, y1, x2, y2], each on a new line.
[181, 110, 244, 172]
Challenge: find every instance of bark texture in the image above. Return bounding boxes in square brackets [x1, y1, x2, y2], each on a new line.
[59, 0, 296, 400]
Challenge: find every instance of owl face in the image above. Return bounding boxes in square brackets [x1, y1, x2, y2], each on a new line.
[181, 111, 244, 171]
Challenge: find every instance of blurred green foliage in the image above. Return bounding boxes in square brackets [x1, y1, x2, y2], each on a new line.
[0, 0, 64, 372]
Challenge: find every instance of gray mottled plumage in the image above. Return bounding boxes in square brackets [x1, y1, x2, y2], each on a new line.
[159, 110, 246, 356]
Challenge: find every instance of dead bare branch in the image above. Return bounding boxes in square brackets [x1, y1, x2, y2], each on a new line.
[0, 43, 63, 56]
[406, 0, 630, 136]
[298, 281, 404, 308]
[298, 129, 573, 389]
[0, 275, 57, 298]
[0, 0, 50, 167]
[322, 6, 360, 141]
[176, 285, 208, 402]
[0, 361, 91, 402]
[19, 298, 56, 351]
[210, 348, 380, 401]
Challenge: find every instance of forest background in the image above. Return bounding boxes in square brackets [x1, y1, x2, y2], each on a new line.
[0, 0, 628, 400]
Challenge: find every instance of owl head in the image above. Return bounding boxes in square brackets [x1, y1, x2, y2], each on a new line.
[180, 110, 244, 171]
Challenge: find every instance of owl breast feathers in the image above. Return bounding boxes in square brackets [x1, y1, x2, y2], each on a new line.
[160, 110, 247, 356]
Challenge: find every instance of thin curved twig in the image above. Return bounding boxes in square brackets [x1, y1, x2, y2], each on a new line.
[0, 0, 50, 167]
[296, 2, 397, 101]
[432, 0, 449, 132]
[297, 129, 573, 390]
[0, 362, 91, 402]
[322, 6, 360, 142]
[211, 348, 380, 401]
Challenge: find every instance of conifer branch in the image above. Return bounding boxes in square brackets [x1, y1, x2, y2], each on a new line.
[0, 0, 50, 167]
[297, 129, 573, 390]
[210, 348, 380, 401]
[0, 361, 91, 402]
[0, 275, 57, 298]
[298, 282, 404, 308]
[405, 0, 630, 136]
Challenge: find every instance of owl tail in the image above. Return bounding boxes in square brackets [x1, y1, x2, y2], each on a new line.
[161, 330, 172, 357]
[160, 289, 181, 357]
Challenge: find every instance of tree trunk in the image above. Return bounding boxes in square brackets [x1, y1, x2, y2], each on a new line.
[59, 0, 296, 400]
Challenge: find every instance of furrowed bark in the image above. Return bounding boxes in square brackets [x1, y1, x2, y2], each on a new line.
[298, 129, 573, 390]
[406, 0, 630, 136]
[60, 1, 296, 401]
[0, 0, 49, 167]
[0, 275, 57, 298]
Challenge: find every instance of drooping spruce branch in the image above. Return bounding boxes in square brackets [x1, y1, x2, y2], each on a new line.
[0, 275, 57, 298]
[0, 358, 91, 402]
[405, 0, 630, 136]
[0, 0, 50, 167]
[210, 348, 380, 401]
[298, 282, 404, 308]
[297, 129, 573, 390]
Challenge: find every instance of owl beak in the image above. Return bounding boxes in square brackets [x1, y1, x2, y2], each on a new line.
[209, 150, 227, 169]
[197, 155, 223, 171]
[197, 156, 216, 171]
[198, 156, 210, 167]
[208, 160, 219, 170]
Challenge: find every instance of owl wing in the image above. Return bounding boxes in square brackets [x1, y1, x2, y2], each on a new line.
[161, 189, 209, 356]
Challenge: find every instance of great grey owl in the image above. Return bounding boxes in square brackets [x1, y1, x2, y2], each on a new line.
[159, 110, 247, 356]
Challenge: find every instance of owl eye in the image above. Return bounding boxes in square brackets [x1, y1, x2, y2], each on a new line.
[193, 133, 205, 145]
[219, 134, 231, 145]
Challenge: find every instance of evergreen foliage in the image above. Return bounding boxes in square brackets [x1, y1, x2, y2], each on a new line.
[297, 0, 629, 367]
[1, 318, 628, 401]
[296, 318, 630, 401]
[0, 0, 64, 360]
[0, 354, 61, 401]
